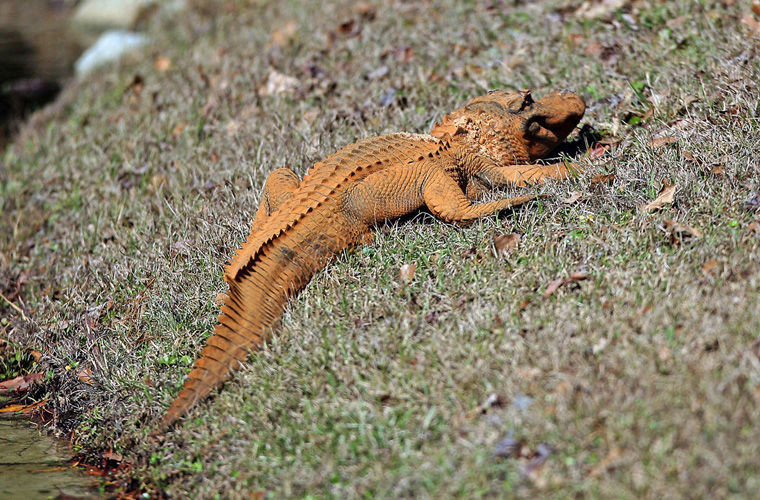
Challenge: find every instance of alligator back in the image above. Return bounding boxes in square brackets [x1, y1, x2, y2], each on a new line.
[159, 132, 445, 429]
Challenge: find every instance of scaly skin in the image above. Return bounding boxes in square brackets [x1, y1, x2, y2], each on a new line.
[158, 89, 586, 430]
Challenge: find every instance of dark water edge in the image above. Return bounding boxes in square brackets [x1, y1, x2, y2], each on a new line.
[0, 417, 100, 499]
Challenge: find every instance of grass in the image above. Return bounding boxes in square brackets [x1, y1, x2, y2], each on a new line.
[1, 0, 759, 496]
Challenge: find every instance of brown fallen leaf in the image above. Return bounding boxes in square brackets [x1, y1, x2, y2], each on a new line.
[701, 259, 720, 276]
[710, 164, 726, 176]
[576, 0, 628, 19]
[589, 446, 623, 477]
[0, 372, 44, 394]
[640, 182, 676, 213]
[270, 19, 298, 47]
[172, 123, 186, 136]
[0, 399, 47, 414]
[665, 219, 703, 239]
[520, 443, 553, 480]
[742, 12, 760, 35]
[562, 191, 583, 204]
[102, 450, 124, 462]
[493, 233, 520, 257]
[468, 393, 506, 419]
[399, 263, 416, 283]
[149, 174, 167, 191]
[225, 119, 241, 136]
[749, 221, 760, 234]
[493, 435, 521, 458]
[650, 136, 677, 148]
[745, 192, 760, 211]
[587, 145, 609, 159]
[77, 366, 94, 385]
[591, 173, 615, 186]
[353, 1, 376, 18]
[154, 56, 171, 72]
[337, 19, 361, 37]
[258, 70, 300, 96]
[544, 272, 589, 297]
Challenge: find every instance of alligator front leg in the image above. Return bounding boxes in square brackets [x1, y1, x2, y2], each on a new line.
[251, 167, 301, 232]
[481, 162, 583, 187]
[460, 153, 583, 188]
[420, 167, 538, 223]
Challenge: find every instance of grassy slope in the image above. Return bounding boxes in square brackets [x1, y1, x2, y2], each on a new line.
[1, 0, 759, 496]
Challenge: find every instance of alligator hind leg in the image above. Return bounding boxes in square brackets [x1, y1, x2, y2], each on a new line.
[251, 168, 301, 231]
[344, 161, 537, 226]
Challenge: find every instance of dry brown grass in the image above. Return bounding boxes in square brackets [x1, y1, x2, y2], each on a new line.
[1, 0, 759, 496]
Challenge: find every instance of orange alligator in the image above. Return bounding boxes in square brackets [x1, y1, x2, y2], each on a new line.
[159, 89, 586, 430]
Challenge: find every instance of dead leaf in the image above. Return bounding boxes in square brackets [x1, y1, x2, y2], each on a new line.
[303, 109, 319, 124]
[0, 373, 44, 394]
[520, 443, 553, 479]
[259, 70, 300, 96]
[30, 350, 42, 362]
[588, 145, 609, 159]
[562, 191, 583, 204]
[753, 2, 760, 16]
[568, 33, 585, 46]
[172, 123, 186, 136]
[270, 19, 298, 47]
[589, 446, 623, 477]
[126, 74, 144, 94]
[749, 221, 760, 234]
[584, 40, 603, 58]
[575, 0, 628, 19]
[154, 56, 171, 72]
[640, 182, 676, 213]
[493, 233, 520, 257]
[225, 120, 241, 136]
[665, 219, 703, 239]
[149, 174, 167, 191]
[394, 46, 415, 63]
[658, 345, 672, 362]
[650, 136, 678, 148]
[367, 66, 389, 79]
[102, 450, 124, 462]
[544, 278, 565, 297]
[493, 435, 521, 458]
[544, 272, 589, 297]
[0, 399, 47, 414]
[77, 367, 94, 385]
[710, 164, 726, 176]
[399, 263, 416, 284]
[742, 12, 760, 35]
[591, 174, 615, 186]
[701, 259, 720, 276]
[745, 192, 760, 211]
[338, 19, 361, 37]
[465, 393, 507, 421]
[353, 1, 376, 19]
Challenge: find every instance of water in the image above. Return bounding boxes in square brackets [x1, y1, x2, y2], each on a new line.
[0, 417, 99, 499]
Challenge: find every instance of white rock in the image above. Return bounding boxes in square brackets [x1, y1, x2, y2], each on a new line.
[74, 30, 148, 76]
[72, 0, 157, 31]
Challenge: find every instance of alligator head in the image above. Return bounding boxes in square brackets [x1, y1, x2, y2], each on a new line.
[431, 89, 586, 164]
